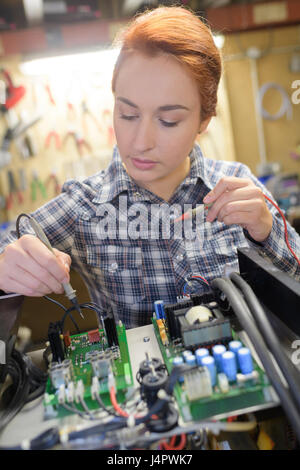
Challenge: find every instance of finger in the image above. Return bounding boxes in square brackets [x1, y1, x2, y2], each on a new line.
[5, 274, 51, 297]
[216, 199, 261, 224]
[12, 262, 64, 296]
[203, 177, 252, 204]
[53, 249, 71, 272]
[207, 187, 262, 222]
[15, 255, 65, 295]
[20, 236, 69, 284]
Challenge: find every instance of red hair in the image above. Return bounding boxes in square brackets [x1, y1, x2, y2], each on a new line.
[112, 6, 222, 122]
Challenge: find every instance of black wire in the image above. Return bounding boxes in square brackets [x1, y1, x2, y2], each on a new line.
[211, 277, 300, 443]
[230, 272, 300, 414]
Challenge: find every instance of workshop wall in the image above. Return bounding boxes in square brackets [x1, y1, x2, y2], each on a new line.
[223, 24, 300, 176]
[0, 52, 115, 224]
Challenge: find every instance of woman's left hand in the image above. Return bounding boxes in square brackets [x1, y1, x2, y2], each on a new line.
[203, 176, 273, 242]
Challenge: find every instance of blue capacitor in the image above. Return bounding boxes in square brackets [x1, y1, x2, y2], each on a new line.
[229, 340, 242, 355]
[186, 354, 196, 366]
[222, 351, 237, 382]
[172, 356, 184, 383]
[154, 300, 165, 319]
[212, 344, 226, 372]
[237, 347, 253, 375]
[229, 340, 242, 368]
[182, 350, 193, 362]
[195, 348, 209, 366]
[201, 355, 217, 386]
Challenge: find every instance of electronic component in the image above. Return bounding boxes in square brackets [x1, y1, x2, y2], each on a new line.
[212, 344, 226, 372]
[164, 297, 232, 349]
[201, 355, 217, 386]
[88, 329, 101, 344]
[141, 369, 168, 407]
[183, 367, 213, 401]
[221, 351, 237, 382]
[195, 348, 209, 365]
[237, 347, 254, 375]
[48, 322, 64, 362]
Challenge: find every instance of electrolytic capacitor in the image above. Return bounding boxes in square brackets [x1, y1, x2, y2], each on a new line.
[237, 347, 253, 375]
[229, 340, 242, 368]
[186, 354, 196, 366]
[173, 356, 184, 383]
[195, 348, 209, 366]
[182, 350, 193, 362]
[212, 344, 226, 372]
[222, 350, 237, 382]
[201, 355, 217, 386]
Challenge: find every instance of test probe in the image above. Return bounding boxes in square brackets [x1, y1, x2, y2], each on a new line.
[16, 213, 84, 319]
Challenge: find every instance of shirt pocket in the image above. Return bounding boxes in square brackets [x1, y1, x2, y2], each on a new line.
[86, 244, 146, 303]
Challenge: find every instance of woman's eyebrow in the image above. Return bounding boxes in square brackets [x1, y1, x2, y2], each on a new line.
[116, 96, 189, 111]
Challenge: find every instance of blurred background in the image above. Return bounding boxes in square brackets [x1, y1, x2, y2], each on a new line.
[0, 0, 299, 341]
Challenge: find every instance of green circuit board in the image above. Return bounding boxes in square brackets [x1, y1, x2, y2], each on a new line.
[152, 319, 276, 421]
[43, 323, 133, 418]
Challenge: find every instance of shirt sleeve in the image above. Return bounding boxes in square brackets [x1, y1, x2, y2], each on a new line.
[235, 163, 300, 281]
[0, 179, 85, 257]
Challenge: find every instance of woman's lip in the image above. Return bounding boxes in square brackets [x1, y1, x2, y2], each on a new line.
[131, 157, 158, 170]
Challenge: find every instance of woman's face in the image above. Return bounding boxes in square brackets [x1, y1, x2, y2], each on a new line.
[113, 51, 208, 198]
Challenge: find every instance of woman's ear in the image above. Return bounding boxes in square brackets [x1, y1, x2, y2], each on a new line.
[198, 117, 212, 134]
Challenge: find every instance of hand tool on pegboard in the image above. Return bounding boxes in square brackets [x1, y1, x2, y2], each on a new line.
[45, 171, 61, 197]
[5, 170, 24, 210]
[44, 83, 61, 150]
[81, 99, 103, 135]
[0, 115, 41, 167]
[31, 170, 47, 202]
[0, 69, 26, 113]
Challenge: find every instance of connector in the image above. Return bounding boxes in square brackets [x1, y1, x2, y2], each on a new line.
[66, 381, 75, 403]
[91, 376, 100, 400]
[58, 384, 66, 404]
[75, 379, 85, 403]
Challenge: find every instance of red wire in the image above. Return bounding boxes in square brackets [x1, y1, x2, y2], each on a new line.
[161, 434, 187, 450]
[190, 275, 210, 285]
[263, 194, 300, 265]
[109, 386, 129, 418]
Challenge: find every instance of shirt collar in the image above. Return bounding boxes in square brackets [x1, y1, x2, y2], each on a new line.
[92, 143, 214, 205]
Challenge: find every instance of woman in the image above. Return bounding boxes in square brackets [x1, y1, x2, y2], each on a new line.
[0, 6, 299, 328]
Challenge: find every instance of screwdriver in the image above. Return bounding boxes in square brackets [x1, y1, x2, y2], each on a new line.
[27, 216, 84, 319]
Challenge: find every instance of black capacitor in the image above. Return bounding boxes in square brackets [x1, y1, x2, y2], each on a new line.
[48, 322, 64, 362]
[142, 370, 168, 407]
[139, 357, 163, 378]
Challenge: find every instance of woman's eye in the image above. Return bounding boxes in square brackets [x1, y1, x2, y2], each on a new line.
[159, 119, 179, 128]
[120, 114, 138, 121]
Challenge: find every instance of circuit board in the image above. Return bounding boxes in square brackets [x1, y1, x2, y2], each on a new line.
[152, 318, 277, 421]
[43, 323, 133, 418]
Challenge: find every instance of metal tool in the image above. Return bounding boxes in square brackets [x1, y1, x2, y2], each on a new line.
[25, 215, 84, 319]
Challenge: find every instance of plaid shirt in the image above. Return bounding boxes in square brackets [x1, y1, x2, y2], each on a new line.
[1, 144, 300, 328]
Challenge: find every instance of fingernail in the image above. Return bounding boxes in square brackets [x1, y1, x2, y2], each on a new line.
[203, 194, 211, 203]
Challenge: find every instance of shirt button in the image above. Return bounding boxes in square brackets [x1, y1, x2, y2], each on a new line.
[109, 262, 118, 272]
[176, 254, 184, 261]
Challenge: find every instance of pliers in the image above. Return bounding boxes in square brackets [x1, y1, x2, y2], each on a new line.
[63, 130, 92, 156]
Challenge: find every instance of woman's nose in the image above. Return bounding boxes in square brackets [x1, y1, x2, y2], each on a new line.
[132, 118, 155, 153]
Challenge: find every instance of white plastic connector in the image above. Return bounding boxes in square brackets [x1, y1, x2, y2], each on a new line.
[58, 384, 65, 404]
[91, 376, 100, 400]
[127, 415, 135, 428]
[75, 379, 85, 403]
[66, 381, 75, 403]
[108, 370, 116, 390]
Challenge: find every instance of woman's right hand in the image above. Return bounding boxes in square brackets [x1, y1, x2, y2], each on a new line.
[0, 234, 71, 297]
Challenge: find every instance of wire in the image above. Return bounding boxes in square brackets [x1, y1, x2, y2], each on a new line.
[211, 277, 300, 443]
[183, 273, 210, 295]
[263, 194, 300, 265]
[230, 272, 300, 413]
[161, 433, 187, 450]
